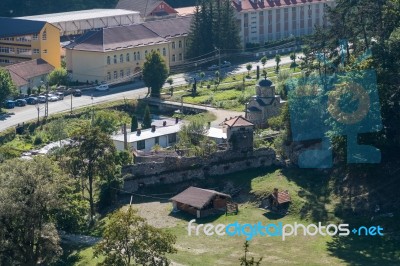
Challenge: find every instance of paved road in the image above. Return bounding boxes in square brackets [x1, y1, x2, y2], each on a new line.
[0, 55, 294, 132]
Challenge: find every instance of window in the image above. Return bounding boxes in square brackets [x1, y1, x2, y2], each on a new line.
[120, 54, 124, 63]
[172, 42, 175, 49]
[120, 70, 124, 78]
[172, 54, 175, 62]
[33, 49, 39, 54]
[33, 34, 38, 41]
[107, 72, 111, 80]
[145, 50, 148, 56]
[137, 140, 145, 150]
[134, 52, 137, 60]
[114, 55, 117, 64]
[168, 133, 176, 144]
[162, 47, 166, 56]
[43, 49, 47, 54]
[107, 56, 111, 65]
[178, 40, 182, 48]
[114, 71, 118, 79]
[179, 53, 182, 61]
[42, 30, 47, 41]
[126, 68, 131, 76]
[137, 51, 141, 60]
[126, 53, 130, 62]
[155, 137, 159, 145]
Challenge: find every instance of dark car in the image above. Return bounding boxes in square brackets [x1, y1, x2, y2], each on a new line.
[26, 97, 38, 105]
[15, 99, 27, 107]
[73, 89, 82, 97]
[4, 100, 16, 109]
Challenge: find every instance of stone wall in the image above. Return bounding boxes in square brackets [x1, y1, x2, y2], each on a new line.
[122, 148, 280, 192]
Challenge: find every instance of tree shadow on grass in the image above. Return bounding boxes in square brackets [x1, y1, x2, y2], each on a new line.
[263, 211, 286, 220]
[56, 243, 87, 266]
[327, 234, 400, 266]
[281, 168, 332, 223]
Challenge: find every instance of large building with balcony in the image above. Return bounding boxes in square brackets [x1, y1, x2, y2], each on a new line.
[65, 16, 191, 83]
[0, 18, 60, 68]
[232, 0, 335, 46]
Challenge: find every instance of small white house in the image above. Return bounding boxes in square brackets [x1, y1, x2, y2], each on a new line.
[112, 123, 182, 152]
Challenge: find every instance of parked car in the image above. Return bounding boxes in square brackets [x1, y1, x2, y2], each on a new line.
[207, 64, 218, 71]
[4, 100, 16, 109]
[37, 95, 46, 103]
[73, 89, 82, 97]
[221, 61, 231, 68]
[95, 84, 109, 91]
[26, 97, 38, 105]
[48, 95, 59, 102]
[15, 99, 27, 107]
[55, 92, 64, 100]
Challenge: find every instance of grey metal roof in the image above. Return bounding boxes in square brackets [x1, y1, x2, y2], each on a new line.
[18, 9, 139, 23]
[65, 23, 168, 52]
[0, 17, 46, 38]
[142, 15, 192, 38]
[117, 0, 163, 16]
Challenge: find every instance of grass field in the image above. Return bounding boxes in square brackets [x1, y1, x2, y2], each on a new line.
[59, 168, 400, 265]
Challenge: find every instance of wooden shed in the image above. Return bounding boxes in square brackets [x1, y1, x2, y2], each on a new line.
[170, 186, 231, 218]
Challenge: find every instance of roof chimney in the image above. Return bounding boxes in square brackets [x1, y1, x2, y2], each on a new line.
[163, 121, 167, 126]
[137, 128, 141, 135]
[175, 117, 179, 124]
[151, 125, 156, 132]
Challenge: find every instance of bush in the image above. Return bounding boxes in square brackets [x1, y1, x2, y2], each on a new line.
[33, 135, 43, 145]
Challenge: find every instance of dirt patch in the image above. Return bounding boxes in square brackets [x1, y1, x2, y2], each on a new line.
[128, 201, 179, 228]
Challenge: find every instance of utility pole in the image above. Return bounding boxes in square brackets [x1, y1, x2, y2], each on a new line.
[45, 81, 49, 118]
[35, 103, 40, 124]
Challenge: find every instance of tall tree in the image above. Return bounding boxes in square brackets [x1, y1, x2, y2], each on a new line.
[48, 68, 68, 86]
[142, 105, 152, 129]
[186, 0, 241, 58]
[0, 157, 69, 265]
[0, 68, 16, 111]
[142, 51, 168, 98]
[94, 207, 177, 266]
[66, 125, 119, 224]
[131, 115, 138, 132]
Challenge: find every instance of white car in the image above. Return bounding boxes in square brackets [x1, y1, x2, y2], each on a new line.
[95, 84, 109, 91]
[48, 95, 59, 102]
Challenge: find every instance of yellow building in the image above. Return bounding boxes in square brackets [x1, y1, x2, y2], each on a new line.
[0, 18, 61, 68]
[65, 16, 191, 83]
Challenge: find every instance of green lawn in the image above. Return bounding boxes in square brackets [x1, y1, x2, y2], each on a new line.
[62, 168, 400, 265]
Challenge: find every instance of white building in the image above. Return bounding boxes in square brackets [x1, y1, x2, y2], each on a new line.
[112, 123, 182, 152]
[19, 9, 142, 36]
[232, 0, 335, 46]
[112, 121, 228, 152]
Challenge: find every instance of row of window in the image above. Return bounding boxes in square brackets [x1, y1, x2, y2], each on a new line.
[106, 48, 168, 65]
[136, 134, 176, 150]
[107, 69, 132, 80]
[0, 47, 14, 54]
[171, 40, 183, 49]
[171, 53, 183, 62]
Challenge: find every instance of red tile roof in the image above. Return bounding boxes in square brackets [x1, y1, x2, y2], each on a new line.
[233, 0, 328, 12]
[223, 116, 254, 127]
[170, 186, 231, 209]
[5, 59, 54, 87]
[276, 190, 291, 204]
